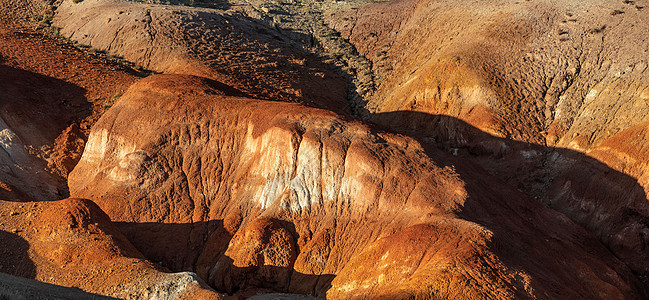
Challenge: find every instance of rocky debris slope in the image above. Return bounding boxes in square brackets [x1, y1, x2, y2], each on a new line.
[0, 0, 49, 28]
[0, 198, 222, 299]
[68, 74, 645, 298]
[326, 0, 649, 280]
[132, 0, 377, 113]
[53, 0, 350, 114]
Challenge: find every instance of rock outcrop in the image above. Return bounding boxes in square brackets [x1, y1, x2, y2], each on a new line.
[0, 198, 222, 299]
[68, 74, 645, 298]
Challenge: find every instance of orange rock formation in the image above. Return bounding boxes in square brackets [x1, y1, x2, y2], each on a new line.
[68, 74, 645, 298]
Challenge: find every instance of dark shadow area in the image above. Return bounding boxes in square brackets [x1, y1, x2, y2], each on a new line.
[371, 111, 649, 297]
[0, 63, 93, 201]
[115, 220, 224, 273]
[0, 230, 35, 279]
[163, 0, 232, 10]
[213, 255, 334, 298]
[0, 64, 91, 146]
[115, 220, 334, 298]
[0, 272, 117, 300]
[202, 77, 252, 98]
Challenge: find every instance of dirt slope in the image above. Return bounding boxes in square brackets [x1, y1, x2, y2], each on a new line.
[53, 0, 350, 114]
[329, 0, 649, 146]
[0, 0, 48, 28]
[0, 198, 222, 299]
[326, 0, 649, 279]
[68, 74, 645, 299]
[0, 12, 224, 297]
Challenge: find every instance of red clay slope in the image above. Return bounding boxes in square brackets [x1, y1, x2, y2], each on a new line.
[0, 17, 221, 299]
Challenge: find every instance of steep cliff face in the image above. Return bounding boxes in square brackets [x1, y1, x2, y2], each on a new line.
[326, 0, 649, 278]
[69, 74, 644, 298]
[0, 198, 222, 299]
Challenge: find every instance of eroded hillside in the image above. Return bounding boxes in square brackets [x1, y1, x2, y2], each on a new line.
[0, 26, 139, 200]
[0, 0, 648, 298]
[0, 198, 221, 298]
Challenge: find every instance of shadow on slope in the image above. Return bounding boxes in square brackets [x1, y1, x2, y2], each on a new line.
[372, 111, 649, 297]
[0, 272, 117, 300]
[107, 106, 648, 298]
[0, 64, 91, 145]
[53, 1, 369, 116]
[182, 9, 357, 115]
[0, 64, 92, 201]
[115, 220, 334, 297]
[0, 230, 35, 279]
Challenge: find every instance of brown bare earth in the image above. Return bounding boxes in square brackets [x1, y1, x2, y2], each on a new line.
[53, 0, 350, 114]
[0, 0, 648, 299]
